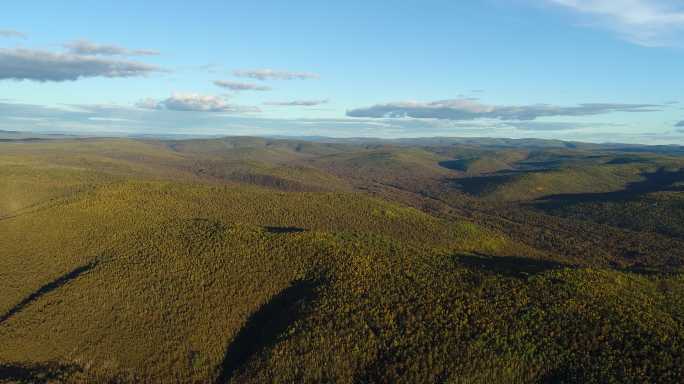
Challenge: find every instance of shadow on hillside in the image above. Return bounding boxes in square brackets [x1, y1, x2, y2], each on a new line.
[449, 174, 517, 196]
[224, 172, 325, 192]
[0, 362, 82, 384]
[0, 214, 18, 222]
[438, 159, 469, 172]
[536, 167, 684, 206]
[215, 278, 320, 383]
[0, 261, 97, 325]
[263, 226, 307, 234]
[605, 156, 651, 165]
[620, 263, 682, 276]
[457, 254, 567, 278]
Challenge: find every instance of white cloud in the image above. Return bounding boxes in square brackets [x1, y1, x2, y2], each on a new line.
[88, 117, 139, 123]
[0, 48, 163, 82]
[137, 93, 261, 113]
[264, 99, 329, 106]
[347, 99, 660, 120]
[64, 39, 160, 56]
[213, 80, 271, 91]
[547, 0, 684, 46]
[233, 68, 319, 81]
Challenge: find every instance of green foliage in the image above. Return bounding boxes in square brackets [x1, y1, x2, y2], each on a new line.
[1, 138, 684, 383]
[540, 191, 684, 239]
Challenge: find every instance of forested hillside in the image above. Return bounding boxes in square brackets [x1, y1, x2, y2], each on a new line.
[1, 137, 683, 383]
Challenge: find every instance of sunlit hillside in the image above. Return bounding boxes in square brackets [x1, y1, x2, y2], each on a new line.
[1, 137, 684, 383]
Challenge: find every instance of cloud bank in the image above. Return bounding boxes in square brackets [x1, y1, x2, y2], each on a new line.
[264, 99, 328, 106]
[510, 121, 597, 131]
[0, 48, 163, 82]
[233, 68, 319, 81]
[213, 80, 271, 91]
[347, 99, 660, 121]
[64, 39, 160, 56]
[137, 93, 260, 113]
[2, 101, 683, 145]
[547, 0, 684, 46]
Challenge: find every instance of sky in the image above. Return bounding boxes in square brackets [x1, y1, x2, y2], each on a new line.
[1, 0, 684, 144]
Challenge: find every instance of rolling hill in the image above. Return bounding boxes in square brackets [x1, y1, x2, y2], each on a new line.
[1, 136, 684, 383]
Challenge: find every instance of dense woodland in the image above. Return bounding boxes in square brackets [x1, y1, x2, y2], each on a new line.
[1, 136, 684, 383]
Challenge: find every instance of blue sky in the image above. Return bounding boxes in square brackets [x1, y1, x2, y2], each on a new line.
[1, 0, 684, 143]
